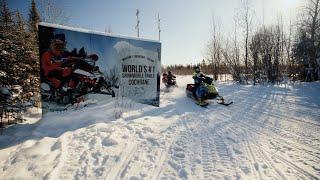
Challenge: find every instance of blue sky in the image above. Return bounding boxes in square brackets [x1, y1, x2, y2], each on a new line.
[9, 0, 303, 66]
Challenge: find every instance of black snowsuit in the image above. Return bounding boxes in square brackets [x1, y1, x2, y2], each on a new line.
[167, 74, 176, 85]
[192, 72, 206, 99]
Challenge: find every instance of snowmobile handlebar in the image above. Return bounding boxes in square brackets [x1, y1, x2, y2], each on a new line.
[61, 55, 98, 63]
[200, 76, 213, 85]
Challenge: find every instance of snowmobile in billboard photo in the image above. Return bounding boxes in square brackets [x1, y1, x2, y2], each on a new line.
[186, 76, 233, 107]
[40, 51, 115, 107]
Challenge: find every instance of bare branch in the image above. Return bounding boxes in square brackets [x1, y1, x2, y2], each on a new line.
[38, 0, 70, 24]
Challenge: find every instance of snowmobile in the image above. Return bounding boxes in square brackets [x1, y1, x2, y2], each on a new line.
[162, 73, 177, 88]
[40, 55, 115, 106]
[186, 76, 233, 107]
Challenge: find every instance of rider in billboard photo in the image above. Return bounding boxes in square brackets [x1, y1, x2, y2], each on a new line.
[41, 33, 73, 89]
[41, 33, 102, 89]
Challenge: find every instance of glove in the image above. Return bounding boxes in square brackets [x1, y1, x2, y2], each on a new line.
[94, 66, 100, 71]
[49, 78, 61, 89]
[62, 68, 72, 77]
[61, 58, 68, 64]
[52, 61, 63, 68]
[88, 54, 98, 61]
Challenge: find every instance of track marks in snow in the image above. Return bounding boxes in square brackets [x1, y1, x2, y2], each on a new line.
[1, 78, 319, 180]
[216, 85, 320, 179]
[54, 123, 136, 180]
[110, 114, 188, 179]
[157, 114, 203, 179]
[0, 137, 62, 179]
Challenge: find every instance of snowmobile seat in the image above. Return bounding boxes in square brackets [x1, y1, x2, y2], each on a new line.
[186, 84, 195, 92]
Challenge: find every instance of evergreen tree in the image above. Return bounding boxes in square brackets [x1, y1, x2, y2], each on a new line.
[1, 0, 40, 110]
[28, 0, 40, 34]
[15, 10, 25, 32]
[26, 0, 41, 105]
[0, 0, 13, 28]
[14, 10, 27, 42]
[0, 0, 14, 88]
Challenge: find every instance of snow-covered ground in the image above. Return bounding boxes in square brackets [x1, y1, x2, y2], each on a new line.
[0, 76, 319, 180]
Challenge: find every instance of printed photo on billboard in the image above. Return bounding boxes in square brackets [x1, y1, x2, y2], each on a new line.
[38, 23, 161, 112]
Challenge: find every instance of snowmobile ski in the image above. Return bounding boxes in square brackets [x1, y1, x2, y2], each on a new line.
[217, 101, 233, 106]
[195, 101, 209, 107]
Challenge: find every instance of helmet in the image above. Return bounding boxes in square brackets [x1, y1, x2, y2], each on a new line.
[194, 66, 200, 73]
[53, 33, 66, 42]
[168, 71, 172, 74]
[51, 34, 66, 55]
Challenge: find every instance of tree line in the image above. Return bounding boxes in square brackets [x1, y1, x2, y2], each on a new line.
[164, 0, 320, 84]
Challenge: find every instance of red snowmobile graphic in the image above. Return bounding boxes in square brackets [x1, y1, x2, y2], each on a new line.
[41, 51, 115, 105]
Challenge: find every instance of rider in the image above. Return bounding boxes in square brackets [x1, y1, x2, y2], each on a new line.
[192, 66, 206, 100]
[167, 71, 176, 85]
[192, 66, 223, 104]
[162, 72, 168, 84]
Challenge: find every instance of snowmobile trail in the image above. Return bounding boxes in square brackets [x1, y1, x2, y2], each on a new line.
[170, 77, 320, 179]
[0, 76, 319, 179]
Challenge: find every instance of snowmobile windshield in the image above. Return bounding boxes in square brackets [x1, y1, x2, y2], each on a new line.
[203, 77, 213, 84]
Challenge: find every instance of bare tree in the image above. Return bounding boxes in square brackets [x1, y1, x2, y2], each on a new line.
[273, 15, 285, 83]
[250, 30, 260, 85]
[224, 16, 242, 82]
[304, 0, 320, 79]
[238, 0, 254, 82]
[38, 0, 70, 24]
[293, 0, 320, 81]
[205, 15, 223, 80]
[285, 19, 294, 79]
[248, 23, 289, 84]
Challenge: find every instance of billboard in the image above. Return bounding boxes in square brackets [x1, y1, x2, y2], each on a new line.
[38, 23, 161, 112]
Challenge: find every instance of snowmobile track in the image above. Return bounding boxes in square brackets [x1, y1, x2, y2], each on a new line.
[272, 153, 320, 180]
[213, 85, 320, 179]
[223, 125, 263, 179]
[229, 107, 320, 152]
[111, 143, 138, 180]
[226, 124, 287, 180]
[225, 115, 320, 178]
[199, 120, 239, 179]
[217, 97, 320, 160]
[155, 113, 203, 179]
[152, 121, 183, 180]
[216, 118, 288, 180]
[250, 139, 288, 180]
